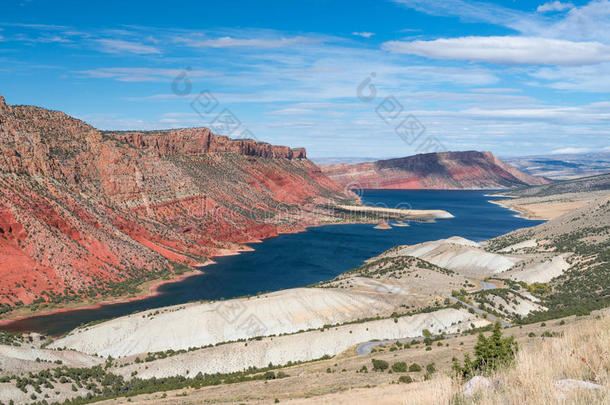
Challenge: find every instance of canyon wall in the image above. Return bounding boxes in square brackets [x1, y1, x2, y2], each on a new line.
[0, 96, 349, 307]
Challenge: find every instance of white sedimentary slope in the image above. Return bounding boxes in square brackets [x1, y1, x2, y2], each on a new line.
[0, 345, 100, 367]
[112, 308, 487, 378]
[498, 239, 537, 253]
[374, 235, 571, 287]
[384, 237, 521, 277]
[51, 288, 396, 357]
[484, 293, 546, 317]
[504, 255, 571, 284]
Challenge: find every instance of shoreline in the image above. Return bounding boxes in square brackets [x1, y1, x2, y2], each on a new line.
[488, 199, 537, 220]
[488, 195, 599, 221]
[0, 246, 260, 326]
[0, 269, 205, 327]
[0, 217, 397, 328]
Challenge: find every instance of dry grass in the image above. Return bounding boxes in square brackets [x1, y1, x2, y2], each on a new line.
[264, 312, 609, 405]
[423, 312, 610, 404]
[91, 312, 609, 405]
[337, 312, 609, 405]
[473, 313, 609, 404]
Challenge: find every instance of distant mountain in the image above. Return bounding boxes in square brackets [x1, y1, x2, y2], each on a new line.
[320, 151, 551, 190]
[310, 157, 380, 165]
[0, 95, 350, 307]
[492, 173, 610, 198]
[503, 152, 610, 180]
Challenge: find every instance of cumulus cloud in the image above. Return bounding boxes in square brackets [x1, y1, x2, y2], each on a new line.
[382, 36, 610, 65]
[537, 1, 574, 13]
[352, 32, 375, 38]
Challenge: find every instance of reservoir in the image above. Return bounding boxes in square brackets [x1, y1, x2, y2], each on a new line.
[0, 190, 542, 336]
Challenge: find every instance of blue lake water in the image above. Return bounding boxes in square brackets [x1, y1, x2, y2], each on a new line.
[1, 190, 542, 336]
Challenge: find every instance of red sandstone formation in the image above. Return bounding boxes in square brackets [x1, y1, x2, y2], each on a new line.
[321, 151, 551, 190]
[112, 129, 307, 159]
[0, 95, 350, 308]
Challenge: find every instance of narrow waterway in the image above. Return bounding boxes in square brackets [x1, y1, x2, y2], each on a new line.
[0, 190, 542, 336]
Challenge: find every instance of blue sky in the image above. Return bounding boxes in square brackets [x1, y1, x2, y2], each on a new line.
[1, 0, 609, 158]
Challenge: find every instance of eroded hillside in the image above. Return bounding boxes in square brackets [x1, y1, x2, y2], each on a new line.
[321, 151, 551, 190]
[0, 96, 352, 310]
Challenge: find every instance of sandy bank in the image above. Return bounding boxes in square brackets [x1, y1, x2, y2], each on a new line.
[336, 204, 454, 220]
[490, 191, 609, 220]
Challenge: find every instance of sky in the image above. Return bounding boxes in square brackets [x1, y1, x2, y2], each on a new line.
[1, 0, 609, 159]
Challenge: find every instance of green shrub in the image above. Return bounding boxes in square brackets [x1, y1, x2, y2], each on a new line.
[408, 363, 422, 372]
[452, 323, 518, 379]
[391, 362, 407, 373]
[371, 359, 389, 371]
[398, 375, 413, 384]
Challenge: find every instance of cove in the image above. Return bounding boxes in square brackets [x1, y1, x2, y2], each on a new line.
[0, 190, 542, 336]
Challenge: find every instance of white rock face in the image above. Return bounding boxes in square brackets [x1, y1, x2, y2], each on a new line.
[445, 236, 481, 247]
[112, 308, 488, 377]
[463, 376, 492, 397]
[509, 255, 570, 283]
[51, 288, 396, 357]
[397, 238, 520, 277]
[0, 345, 101, 367]
[553, 379, 602, 399]
[499, 239, 537, 252]
[486, 293, 545, 317]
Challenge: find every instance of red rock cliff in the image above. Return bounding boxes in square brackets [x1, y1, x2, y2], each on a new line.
[111, 129, 306, 159]
[321, 151, 551, 190]
[0, 96, 348, 308]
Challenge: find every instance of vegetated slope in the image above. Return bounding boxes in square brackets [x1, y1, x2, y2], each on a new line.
[485, 196, 610, 322]
[320, 151, 550, 190]
[354, 195, 609, 323]
[493, 173, 610, 198]
[0, 95, 350, 310]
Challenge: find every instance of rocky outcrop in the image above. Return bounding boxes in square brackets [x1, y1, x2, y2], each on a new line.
[321, 151, 551, 190]
[0, 96, 349, 307]
[110, 129, 306, 159]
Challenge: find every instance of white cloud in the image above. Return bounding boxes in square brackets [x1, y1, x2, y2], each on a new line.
[391, 0, 610, 43]
[470, 88, 522, 94]
[550, 147, 592, 154]
[531, 62, 610, 91]
[95, 39, 161, 54]
[75, 67, 212, 82]
[352, 32, 375, 38]
[540, 0, 610, 43]
[537, 1, 574, 13]
[383, 36, 610, 65]
[179, 36, 314, 48]
[390, 0, 538, 34]
[268, 107, 316, 115]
